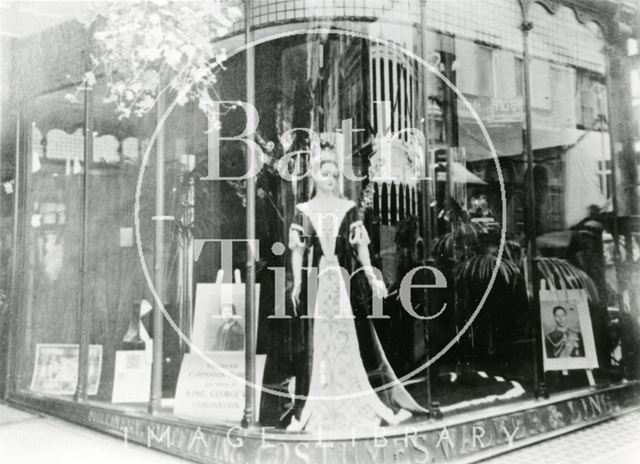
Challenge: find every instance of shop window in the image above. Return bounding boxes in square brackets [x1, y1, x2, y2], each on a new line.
[456, 38, 524, 161]
[550, 65, 576, 129]
[45, 128, 84, 161]
[92, 134, 120, 164]
[86, 82, 158, 403]
[455, 40, 494, 98]
[531, 59, 551, 111]
[122, 137, 143, 163]
[598, 159, 612, 200]
[576, 71, 607, 130]
[15, 88, 85, 395]
[514, 57, 524, 97]
[528, 5, 623, 394]
[9, 19, 632, 438]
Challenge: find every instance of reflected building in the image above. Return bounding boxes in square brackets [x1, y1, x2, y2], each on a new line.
[1, 1, 640, 462]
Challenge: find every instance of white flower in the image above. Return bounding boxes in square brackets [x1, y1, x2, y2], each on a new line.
[86, 1, 244, 120]
[140, 70, 160, 90]
[181, 44, 195, 59]
[113, 81, 126, 94]
[84, 71, 96, 87]
[191, 66, 208, 81]
[139, 45, 161, 61]
[227, 6, 242, 20]
[216, 49, 227, 63]
[164, 48, 182, 68]
[175, 90, 189, 106]
[137, 95, 155, 112]
[116, 103, 131, 119]
[64, 93, 79, 104]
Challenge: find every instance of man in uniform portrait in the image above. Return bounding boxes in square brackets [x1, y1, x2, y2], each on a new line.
[545, 305, 584, 358]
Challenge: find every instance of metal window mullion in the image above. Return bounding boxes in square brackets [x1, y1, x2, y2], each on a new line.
[149, 92, 166, 414]
[4, 110, 21, 397]
[242, 0, 257, 429]
[519, 2, 548, 400]
[74, 81, 93, 402]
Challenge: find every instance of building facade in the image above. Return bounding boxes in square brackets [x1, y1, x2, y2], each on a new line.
[1, 1, 640, 463]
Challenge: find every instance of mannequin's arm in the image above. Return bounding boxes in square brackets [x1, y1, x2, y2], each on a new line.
[292, 247, 303, 286]
[289, 227, 305, 311]
[356, 241, 376, 281]
[351, 222, 387, 298]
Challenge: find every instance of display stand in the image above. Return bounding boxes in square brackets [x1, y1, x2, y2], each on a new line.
[539, 280, 599, 382]
[174, 270, 263, 423]
[190, 270, 260, 351]
[112, 300, 153, 403]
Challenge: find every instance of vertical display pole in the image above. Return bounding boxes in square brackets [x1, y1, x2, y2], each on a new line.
[149, 93, 166, 413]
[74, 78, 93, 402]
[242, 0, 257, 429]
[604, 51, 627, 330]
[4, 112, 20, 398]
[519, 1, 548, 399]
[420, 0, 438, 417]
[185, 176, 195, 344]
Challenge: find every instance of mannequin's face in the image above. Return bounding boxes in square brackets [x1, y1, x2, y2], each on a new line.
[313, 161, 339, 195]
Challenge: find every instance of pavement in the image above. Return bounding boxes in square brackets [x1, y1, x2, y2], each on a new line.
[483, 408, 640, 464]
[0, 402, 189, 464]
[1, 402, 639, 463]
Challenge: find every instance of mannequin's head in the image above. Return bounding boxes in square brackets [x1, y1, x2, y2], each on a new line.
[310, 147, 342, 197]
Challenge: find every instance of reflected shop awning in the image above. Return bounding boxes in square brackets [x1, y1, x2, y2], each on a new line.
[459, 120, 583, 162]
[449, 162, 486, 184]
[371, 138, 486, 185]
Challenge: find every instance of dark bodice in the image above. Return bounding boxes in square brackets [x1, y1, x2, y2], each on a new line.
[289, 201, 363, 272]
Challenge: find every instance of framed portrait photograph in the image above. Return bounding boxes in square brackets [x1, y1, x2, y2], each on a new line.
[190, 282, 260, 352]
[540, 289, 598, 371]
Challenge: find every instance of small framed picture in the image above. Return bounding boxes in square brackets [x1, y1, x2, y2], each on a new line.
[540, 289, 598, 371]
[190, 280, 260, 353]
[30, 344, 102, 395]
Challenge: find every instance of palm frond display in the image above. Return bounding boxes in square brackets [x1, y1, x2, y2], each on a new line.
[431, 221, 484, 262]
[430, 213, 599, 304]
[536, 257, 599, 303]
[452, 252, 521, 292]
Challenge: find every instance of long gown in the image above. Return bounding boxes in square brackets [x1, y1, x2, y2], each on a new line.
[287, 198, 426, 432]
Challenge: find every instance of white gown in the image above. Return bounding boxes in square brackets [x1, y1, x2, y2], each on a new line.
[287, 199, 418, 432]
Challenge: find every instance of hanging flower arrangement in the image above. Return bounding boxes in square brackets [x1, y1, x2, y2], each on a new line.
[66, 0, 243, 119]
